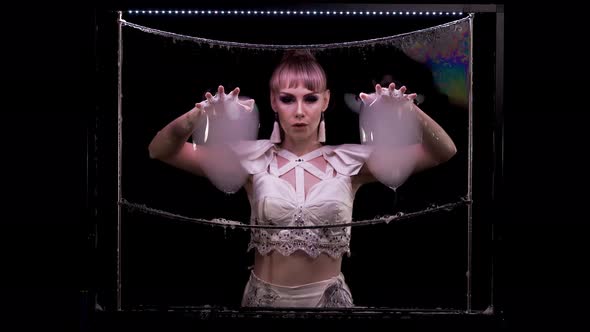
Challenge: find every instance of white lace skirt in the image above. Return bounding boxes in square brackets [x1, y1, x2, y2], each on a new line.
[241, 271, 354, 308]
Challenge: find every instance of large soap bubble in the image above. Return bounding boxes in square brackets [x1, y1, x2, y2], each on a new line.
[191, 86, 259, 193]
[359, 84, 422, 190]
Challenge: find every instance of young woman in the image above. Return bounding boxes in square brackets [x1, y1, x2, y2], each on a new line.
[148, 50, 457, 308]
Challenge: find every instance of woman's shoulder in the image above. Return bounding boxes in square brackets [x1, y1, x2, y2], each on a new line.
[228, 139, 277, 174]
[230, 139, 275, 155]
[322, 143, 374, 176]
[323, 143, 373, 153]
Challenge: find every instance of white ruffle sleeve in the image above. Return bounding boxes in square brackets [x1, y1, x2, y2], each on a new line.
[228, 139, 277, 175]
[322, 144, 374, 176]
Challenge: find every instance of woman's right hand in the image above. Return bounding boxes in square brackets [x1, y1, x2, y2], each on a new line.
[149, 85, 254, 179]
[190, 85, 258, 146]
[196, 85, 255, 120]
[191, 85, 255, 192]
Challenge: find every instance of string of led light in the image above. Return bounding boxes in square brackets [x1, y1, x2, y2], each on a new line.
[126, 9, 465, 16]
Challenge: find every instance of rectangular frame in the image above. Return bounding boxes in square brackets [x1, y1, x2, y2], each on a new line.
[87, 2, 504, 321]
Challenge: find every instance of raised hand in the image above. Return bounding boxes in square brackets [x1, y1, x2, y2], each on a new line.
[359, 83, 417, 110]
[196, 85, 255, 120]
[358, 82, 422, 147]
[191, 85, 259, 146]
[190, 85, 258, 193]
[359, 83, 421, 190]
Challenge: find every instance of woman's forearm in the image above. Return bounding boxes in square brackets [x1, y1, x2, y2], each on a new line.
[148, 107, 201, 160]
[414, 104, 457, 163]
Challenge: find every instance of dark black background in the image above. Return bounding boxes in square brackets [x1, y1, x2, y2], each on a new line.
[1, 1, 587, 331]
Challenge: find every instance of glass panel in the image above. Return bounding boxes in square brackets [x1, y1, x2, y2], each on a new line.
[99, 10, 497, 313]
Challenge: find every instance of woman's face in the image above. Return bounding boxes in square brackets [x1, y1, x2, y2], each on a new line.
[271, 83, 330, 143]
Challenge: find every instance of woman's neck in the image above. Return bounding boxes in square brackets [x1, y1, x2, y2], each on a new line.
[280, 138, 322, 156]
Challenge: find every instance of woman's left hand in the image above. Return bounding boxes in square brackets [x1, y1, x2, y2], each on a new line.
[359, 83, 417, 109]
[358, 82, 423, 148]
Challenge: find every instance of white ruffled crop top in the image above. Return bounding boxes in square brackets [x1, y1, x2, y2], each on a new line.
[230, 140, 373, 259]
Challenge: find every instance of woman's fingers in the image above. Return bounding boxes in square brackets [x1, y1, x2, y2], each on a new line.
[239, 98, 255, 112]
[195, 102, 205, 113]
[375, 84, 382, 94]
[205, 92, 214, 103]
[200, 86, 253, 115]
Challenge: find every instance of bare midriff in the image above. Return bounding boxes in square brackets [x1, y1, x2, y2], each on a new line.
[245, 158, 345, 287]
[253, 250, 342, 286]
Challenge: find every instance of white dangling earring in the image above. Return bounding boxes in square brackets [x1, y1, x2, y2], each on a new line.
[318, 112, 326, 143]
[270, 112, 281, 144]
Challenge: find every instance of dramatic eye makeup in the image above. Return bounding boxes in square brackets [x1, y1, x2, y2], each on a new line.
[279, 95, 295, 103]
[279, 93, 320, 104]
[304, 95, 319, 102]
